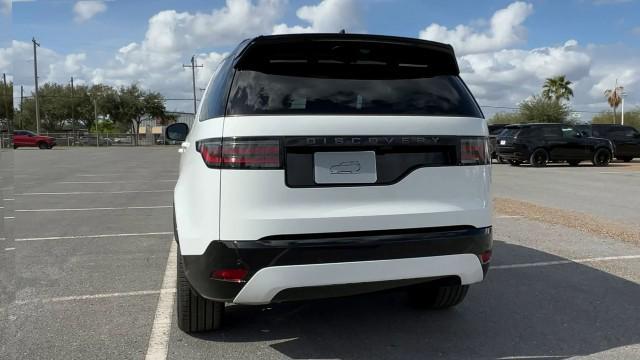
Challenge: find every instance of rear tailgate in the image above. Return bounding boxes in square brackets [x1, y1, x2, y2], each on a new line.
[219, 115, 491, 240]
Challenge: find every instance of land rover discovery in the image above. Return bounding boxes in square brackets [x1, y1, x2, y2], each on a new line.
[166, 34, 492, 333]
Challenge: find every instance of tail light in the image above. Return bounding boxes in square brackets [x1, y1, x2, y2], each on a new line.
[460, 138, 489, 165]
[196, 138, 281, 169]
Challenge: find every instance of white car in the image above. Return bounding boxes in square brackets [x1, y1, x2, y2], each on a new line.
[166, 33, 492, 333]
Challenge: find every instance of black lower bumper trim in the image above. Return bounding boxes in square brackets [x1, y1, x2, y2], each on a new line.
[181, 226, 492, 302]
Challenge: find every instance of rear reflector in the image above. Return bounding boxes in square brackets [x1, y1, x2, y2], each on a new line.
[479, 250, 492, 264]
[196, 138, 282, 169]
[460, 138, 489, 165]
[210, 268, 248, 282]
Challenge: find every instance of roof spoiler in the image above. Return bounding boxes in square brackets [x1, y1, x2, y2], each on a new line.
[233, 33, 460, 76]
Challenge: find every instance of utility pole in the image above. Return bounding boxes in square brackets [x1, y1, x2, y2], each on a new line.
[32, 37, 41, 134]
[183, 55, 202, 115]
[94, 98, 99, 148]
[70, 77, 75, 141]
[621, 92, 626, 126]
[2, 73, 8, 130]
[20, 85, 24, 129]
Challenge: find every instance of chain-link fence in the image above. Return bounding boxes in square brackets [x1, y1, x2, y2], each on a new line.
[0, 133, 10, 148]
[1, 132, 180, 148]
[41, 132, 179, 147]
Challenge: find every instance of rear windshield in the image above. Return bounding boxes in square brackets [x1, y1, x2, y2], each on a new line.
[226, 71, 482, 117]
[226, 38, 482, 118]
[500, 127, 522, 137]
[594, 126, 638, 138]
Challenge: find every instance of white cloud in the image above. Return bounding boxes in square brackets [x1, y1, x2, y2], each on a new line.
[7, 0, 292, 111]
[272, 0, 362, 34]
[1, 0, 11, 15]
[459, 40, 591, 106]
[73, 1, 107, 23]
[0, 42, 12, 71]
[9, 0, 637, 116]
[412, 1, 640, 119]
[144, 0, 285, 53]
[419, 1, 533, 56]
[8, 40, 90, 88]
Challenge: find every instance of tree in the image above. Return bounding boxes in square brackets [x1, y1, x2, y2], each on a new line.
[542, 75, 574, 102]
[0, 79, 13, 132]
[592, 108, 640, 129]
[488, 112, 522, 124]
[604, 82, 624, 124]
[518, 96, 571, 123]
[106, 85, 167, 145]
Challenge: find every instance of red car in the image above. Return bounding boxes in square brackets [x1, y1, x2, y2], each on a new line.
[13, 130, 56, 149]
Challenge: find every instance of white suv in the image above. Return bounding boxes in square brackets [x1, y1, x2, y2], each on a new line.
[166, 34, 492, 333]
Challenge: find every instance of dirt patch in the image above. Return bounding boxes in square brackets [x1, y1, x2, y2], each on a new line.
[607, 161, 640, 171]
[494, 197, 640, 245]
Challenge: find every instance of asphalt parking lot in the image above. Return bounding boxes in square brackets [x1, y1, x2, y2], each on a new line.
[1, 148, 639, 359]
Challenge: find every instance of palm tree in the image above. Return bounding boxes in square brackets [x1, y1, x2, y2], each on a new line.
[542, 75, 574, 102]
[604, 81, 623, 124]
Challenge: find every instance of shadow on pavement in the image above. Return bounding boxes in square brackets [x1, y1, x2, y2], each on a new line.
[184, 240, 640, 359]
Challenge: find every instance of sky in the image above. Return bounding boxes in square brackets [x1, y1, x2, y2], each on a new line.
[1, 0, 639, 120]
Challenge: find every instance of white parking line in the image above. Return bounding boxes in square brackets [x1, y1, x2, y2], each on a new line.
[4, 248, 15, 251]
[3, 216, 15, 220]
[14, 288, 176, 305]
[57, 180, 176, 184]
[145, 240, 177, 360]
[76, 173, 177, 177]
[15, 190, 173, 196]
[76, 174, 127, 177]
[498, 356, 566, 359]
[15, 205, 172, 212]
[493, 255, 640, 270]
[15, 232, 172, 242]
[3, 198, 15, 201]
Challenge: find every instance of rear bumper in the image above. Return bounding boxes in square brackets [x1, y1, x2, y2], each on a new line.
[496, 146, 529, 161]
[181, 226, 492, 304]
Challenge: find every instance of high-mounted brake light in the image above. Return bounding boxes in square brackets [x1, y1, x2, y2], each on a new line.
[460, 138, 489, 165]
[196, 138, 282, 169]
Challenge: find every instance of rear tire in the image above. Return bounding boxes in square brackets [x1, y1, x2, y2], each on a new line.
[592, 148, 611, 167]
[38, 142, 49, 150]
[529, 148, 549, 167]
[176, 248, 224, 333]
[408, 279, 469, 309]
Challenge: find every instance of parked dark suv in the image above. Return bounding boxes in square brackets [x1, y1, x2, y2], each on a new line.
[488, 124, 507, 163]
[496, 123, 614, 167]
[574, 124, 640, 162]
